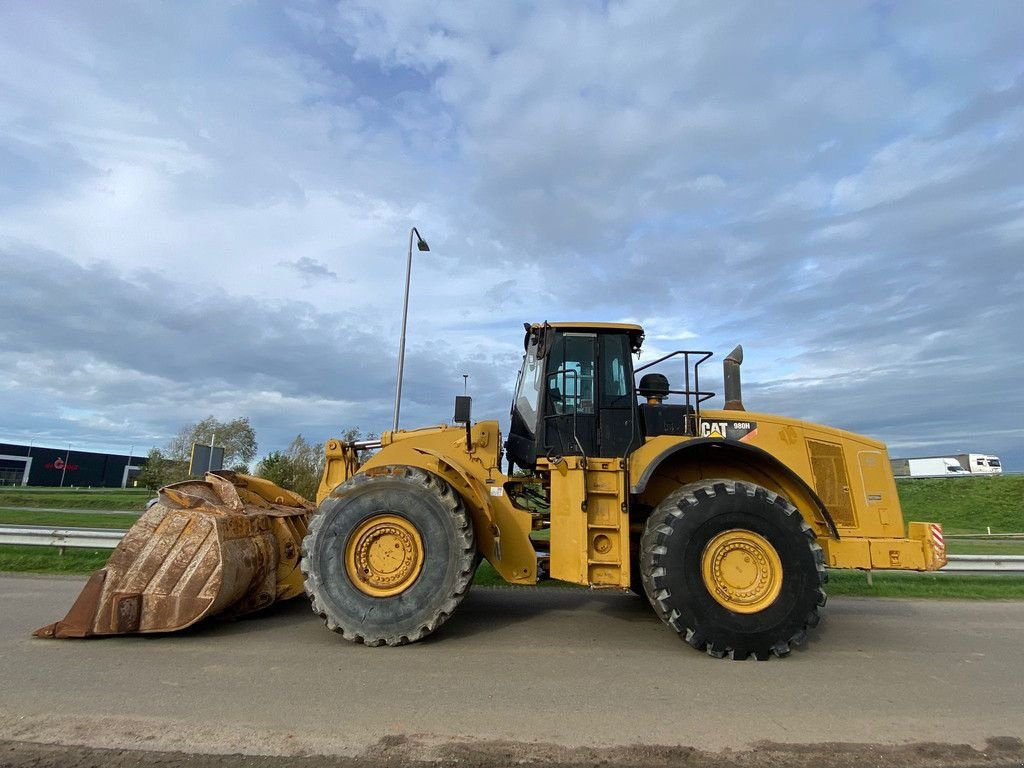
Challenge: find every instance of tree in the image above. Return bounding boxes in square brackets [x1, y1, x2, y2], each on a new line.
[254, 429, 377, 502]
[167, 416, 258, 471]
[254, 450, 289, 482]
[135, 448, 190, 490]
[255, 434, 324, 501]
[341, 427, 378, 463]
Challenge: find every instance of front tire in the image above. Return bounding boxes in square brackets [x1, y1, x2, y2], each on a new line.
[640, 479, 826, 659]
[301, 466, 476, 646]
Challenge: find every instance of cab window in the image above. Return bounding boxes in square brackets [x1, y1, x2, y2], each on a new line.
[599, 333, 630, 406]
[546, 333, 596, 415]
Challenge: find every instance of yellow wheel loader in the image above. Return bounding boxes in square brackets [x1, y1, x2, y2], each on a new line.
[39, 321, 946, 659]
[304, 322, 946, 658]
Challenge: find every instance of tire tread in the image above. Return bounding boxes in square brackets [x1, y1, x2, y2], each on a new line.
[300, 466, 475, 646]
[640, 478, 827, 660]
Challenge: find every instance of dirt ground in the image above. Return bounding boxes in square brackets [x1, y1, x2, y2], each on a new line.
[2, 737, 1023, 768]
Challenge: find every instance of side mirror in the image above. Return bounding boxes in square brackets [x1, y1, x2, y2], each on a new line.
[454, 395, 472, 424]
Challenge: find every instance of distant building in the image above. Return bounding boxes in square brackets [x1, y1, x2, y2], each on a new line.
[0, 442, 147, 488]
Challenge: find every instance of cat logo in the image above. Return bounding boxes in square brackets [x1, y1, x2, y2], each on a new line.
[698, 420, 758, 442]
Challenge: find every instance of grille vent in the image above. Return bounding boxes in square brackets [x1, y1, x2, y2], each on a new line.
[807, 440, 856, 528]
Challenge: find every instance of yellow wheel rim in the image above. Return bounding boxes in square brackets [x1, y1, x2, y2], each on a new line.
[345, 515, 424, 597]
[701, 529, 783, 614]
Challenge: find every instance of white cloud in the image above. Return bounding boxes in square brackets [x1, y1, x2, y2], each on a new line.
[0, 0, 1022, 471]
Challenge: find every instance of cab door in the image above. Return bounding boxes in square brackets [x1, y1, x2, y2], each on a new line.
[542, 331, 638, 460]
[544, 332, 599, 458]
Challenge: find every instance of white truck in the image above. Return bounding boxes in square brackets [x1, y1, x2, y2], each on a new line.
[890, 456, 970, 477]
[953, 453, 1003, 474]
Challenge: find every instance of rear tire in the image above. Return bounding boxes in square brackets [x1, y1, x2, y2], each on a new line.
[640, 479, 826, 659]
[301, 466, 476, 646]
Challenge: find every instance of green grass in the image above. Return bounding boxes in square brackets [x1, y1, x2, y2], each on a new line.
[896, 475, 1023, 534]
[0, 487, 151, 511]
[0, 509, 141, 529]
[0, 545, 111, 574]
[0, 487, 148, 575]
[474, 562, 1023, 599]
[825, 569, 1024, 599]
[473, 561, 582, 588]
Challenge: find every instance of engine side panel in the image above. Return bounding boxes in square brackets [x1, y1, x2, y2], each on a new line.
[628, 410, 946, 571]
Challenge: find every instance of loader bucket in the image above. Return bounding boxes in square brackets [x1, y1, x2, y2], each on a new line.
[34, 472, 313, 639]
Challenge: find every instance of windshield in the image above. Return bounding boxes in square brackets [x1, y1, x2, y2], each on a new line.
[513, 341, 544, 435]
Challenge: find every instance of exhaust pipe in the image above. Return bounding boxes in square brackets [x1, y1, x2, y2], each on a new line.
[723, 345, 745, 411]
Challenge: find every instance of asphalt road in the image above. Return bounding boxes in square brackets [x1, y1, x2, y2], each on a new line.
[1, 574, 1022, 759]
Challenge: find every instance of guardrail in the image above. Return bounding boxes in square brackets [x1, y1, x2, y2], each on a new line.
[941, 555, 1024, 573]
[0, 525, 125, 550]
[1, 525, 1023, 574]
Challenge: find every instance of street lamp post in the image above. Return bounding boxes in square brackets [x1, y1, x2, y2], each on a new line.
[393, 227, 430, 432]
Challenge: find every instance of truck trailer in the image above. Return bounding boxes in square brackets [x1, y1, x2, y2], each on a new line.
[890, 457, 969, 477]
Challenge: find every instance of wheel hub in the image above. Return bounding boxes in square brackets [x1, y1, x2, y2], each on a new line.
[701, 529, 783, 614]
[345, 514, 424, 597]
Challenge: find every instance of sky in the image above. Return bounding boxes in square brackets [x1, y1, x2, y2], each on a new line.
[1, 1, 1022, 470]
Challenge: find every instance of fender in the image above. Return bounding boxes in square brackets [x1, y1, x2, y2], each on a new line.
[413, 447, 494, 525]
[631, 437, 840, 539]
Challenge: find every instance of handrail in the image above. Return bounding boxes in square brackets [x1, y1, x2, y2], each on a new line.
[635, 349, 715, 429]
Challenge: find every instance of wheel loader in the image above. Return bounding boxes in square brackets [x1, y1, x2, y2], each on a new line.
[38, 321, 947, 659]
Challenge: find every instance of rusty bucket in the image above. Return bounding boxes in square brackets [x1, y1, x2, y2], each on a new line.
[34, 472, 313, 639]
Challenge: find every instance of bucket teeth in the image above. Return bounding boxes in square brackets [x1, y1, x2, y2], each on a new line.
[33, 570, 108, 638]
[34, 472, 313, 639]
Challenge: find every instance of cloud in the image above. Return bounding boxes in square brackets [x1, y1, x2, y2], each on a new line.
[1, 1, 1022, 472]
[0, 246, 519, 454]
[281, 256, 340, 285]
